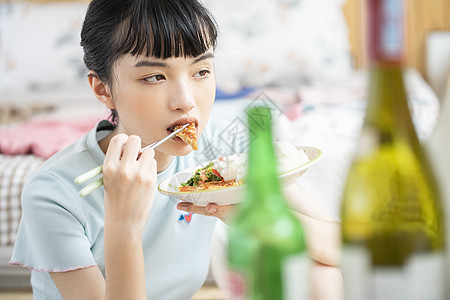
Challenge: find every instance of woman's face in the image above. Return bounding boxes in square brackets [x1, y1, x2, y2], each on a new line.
[109, 50, 216, 157]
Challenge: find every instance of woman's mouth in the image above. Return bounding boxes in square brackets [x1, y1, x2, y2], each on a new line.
[166, 122, 199, 150]
[166, 119, 198, 137]
[167, 117, 198, 130]
[166, 127, 184, 142]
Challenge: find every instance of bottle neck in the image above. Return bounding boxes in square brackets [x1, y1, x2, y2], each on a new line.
[365, 0, 411, 124]
[368, 0, 405, 66]
[245, 108, 282, 208]
[366, 65, 409, 120]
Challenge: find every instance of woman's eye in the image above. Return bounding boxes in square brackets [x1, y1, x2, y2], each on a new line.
[144, 74, 166, 83]
[193, 70, 210, 78]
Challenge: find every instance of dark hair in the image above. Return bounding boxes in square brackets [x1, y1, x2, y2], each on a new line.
[80, 0, 218, 124]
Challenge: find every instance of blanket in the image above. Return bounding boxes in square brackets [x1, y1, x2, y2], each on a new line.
[0, 117, 103, 159]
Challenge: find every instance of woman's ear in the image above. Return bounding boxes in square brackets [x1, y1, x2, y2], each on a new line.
[88, 71, 116, 109]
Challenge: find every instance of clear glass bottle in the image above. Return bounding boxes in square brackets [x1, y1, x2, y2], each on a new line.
[340, 0, 446, 299]
[227, 106, 308, 300]
[427, 71, 450, 294]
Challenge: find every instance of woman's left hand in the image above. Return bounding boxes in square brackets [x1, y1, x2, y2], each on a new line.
[176, 202, 234, 222]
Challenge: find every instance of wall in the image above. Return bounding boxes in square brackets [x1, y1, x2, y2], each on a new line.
[4, 0, 449, 81]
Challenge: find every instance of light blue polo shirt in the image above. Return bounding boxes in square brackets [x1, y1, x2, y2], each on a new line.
[10, 118, 245, 299]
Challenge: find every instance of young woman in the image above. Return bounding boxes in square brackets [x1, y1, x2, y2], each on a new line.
[10, 0, 341, 299]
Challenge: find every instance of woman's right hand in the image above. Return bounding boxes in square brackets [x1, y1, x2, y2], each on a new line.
[102, 134, 157, 234]
[51, 134, 155, 300]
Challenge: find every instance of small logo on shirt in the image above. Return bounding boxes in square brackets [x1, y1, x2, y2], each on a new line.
[178, 212, 193, 223]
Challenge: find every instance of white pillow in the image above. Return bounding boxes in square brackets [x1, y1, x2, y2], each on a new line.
[204, 0, 353, 93]
[0, 2, 92, 104]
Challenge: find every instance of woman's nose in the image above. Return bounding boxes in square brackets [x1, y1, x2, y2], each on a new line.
[169, 81, 195, 111]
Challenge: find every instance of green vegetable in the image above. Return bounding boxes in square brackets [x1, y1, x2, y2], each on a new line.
[205, 170, 222, 182]
[181, 162, 215, 187]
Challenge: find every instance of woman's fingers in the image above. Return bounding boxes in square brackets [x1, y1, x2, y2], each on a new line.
[138, 147, 156, 170]
[138, 147, 155, 163]
[105, 134, 149, 165]
[136, 147, 157, 184]
[104, 134, 128, 164]
[102, 135, 157, 232]
[121, 135, 142, 162]
[176, 202, 235, 221]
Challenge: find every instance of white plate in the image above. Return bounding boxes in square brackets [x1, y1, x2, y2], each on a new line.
[158, 146, 322, 206]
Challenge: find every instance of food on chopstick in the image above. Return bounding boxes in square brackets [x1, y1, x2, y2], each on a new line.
[178, 140, 309, 192]
[174, 123, 198, 150]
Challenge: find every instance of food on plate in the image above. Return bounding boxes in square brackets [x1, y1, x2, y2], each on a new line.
[178, 140, 309, 192]
[274, 140, 309, 174]
[174, 123, 198, 150]
[215, 140, 310, 181]
[178, 162, 243, 192]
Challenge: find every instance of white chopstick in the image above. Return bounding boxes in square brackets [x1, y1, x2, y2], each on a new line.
[75, 124, 189, 197]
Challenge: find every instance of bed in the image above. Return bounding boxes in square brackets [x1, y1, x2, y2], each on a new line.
[0, 0, 444, 289]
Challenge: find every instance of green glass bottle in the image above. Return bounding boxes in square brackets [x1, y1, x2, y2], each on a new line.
[340, 0, 446, 299]
[227, 106, 308, 300]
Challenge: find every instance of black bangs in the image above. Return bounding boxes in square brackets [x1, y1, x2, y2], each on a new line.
[116, 0, 218, 58]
